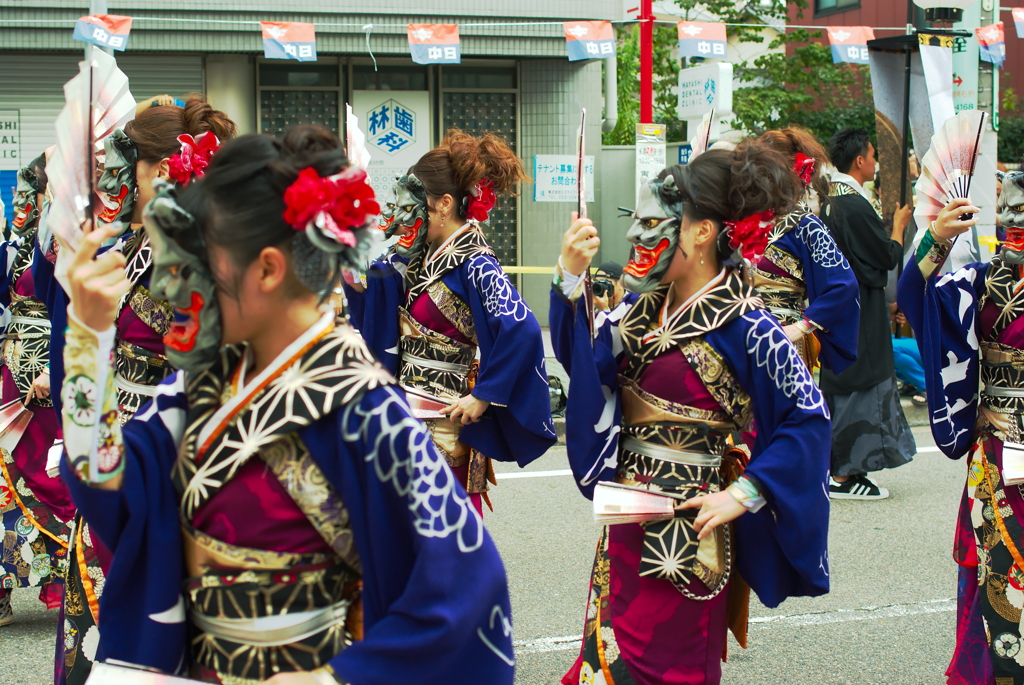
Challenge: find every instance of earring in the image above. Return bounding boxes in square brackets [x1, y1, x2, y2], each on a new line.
[699, 250, 705, 266]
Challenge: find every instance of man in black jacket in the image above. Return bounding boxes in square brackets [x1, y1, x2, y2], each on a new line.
[820, 128, 916, 500]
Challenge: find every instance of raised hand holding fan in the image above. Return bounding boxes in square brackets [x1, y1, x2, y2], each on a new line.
[46, 48, 135, 261]
[914, 110, 988, 235]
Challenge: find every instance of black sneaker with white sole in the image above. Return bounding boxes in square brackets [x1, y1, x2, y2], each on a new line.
[829, 474, 889, 500]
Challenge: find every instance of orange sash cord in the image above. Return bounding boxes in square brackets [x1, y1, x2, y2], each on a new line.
[0, 454, 68, 548]
[980, 439, 1024, 572]
[196, 327, 332, 461]
[75, 521, 101, 622]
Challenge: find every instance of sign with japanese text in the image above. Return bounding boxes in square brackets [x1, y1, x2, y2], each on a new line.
[408, 24, 461, 64]
[635, 124, 666, 203]
[351, 91, 431, 201]
[676, 62, 733, 120]
[976, 22, 1006, 68]
[676, 22, 727, 60]
[564, 21, 616, 61]
[0, 111, 21, 172]
[72, 14, 132, 51]
[260, 22, 317, 62]
[827, 26, 874, 65]
[533, 155, 595, 202]
[678, 143, 693, 165]
[953, 3, 980, 111]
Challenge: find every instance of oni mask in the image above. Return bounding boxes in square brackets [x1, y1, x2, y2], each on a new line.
[1000, 171, 1024, 261]
[97, 129, 138, 224]
[383, 173, 430, 258]
[623, 178, 682, 294]
[144, 180, 222, 374]
[11, 167, 42, 235]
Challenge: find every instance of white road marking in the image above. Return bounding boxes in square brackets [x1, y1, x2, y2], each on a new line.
[496, 469, 573, 480]
[513, 597, 957, 655]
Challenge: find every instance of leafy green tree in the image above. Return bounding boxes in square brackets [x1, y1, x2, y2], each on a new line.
[603, 0, 876, 145]
[603, 25, 681, 144]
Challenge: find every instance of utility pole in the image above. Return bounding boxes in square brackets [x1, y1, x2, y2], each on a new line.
[639, 0, 654, 124]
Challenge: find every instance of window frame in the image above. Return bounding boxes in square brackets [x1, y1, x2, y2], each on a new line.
[813, 0, 861, 18]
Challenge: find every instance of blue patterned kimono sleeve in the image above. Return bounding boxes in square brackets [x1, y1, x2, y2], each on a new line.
[344, 255, 406, 375]
[59, 373, 190, 674]
[898, 255, 987, 459]
[548, 284, 624, 499]
[709, 310, 832, 608]
[787, 216, 860, 373]
[313, 385, 515, 685]
[456, 255, 556, 466]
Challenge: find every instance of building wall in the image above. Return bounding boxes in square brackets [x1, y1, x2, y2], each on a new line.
[518, 58, 603, 322]
[1, 2, 622, 55]
[790, 1, 1021, 93]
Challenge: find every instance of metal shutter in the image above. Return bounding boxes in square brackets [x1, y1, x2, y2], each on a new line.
[0, 53, 204, 226]
[0, 53, 204, 162]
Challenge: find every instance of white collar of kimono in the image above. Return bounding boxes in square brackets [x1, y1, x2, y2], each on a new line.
[428, 222, 475, 262]
[197, 308, 336, 449]
[830, 171, 872, 203]
[644, 268, 727, 342]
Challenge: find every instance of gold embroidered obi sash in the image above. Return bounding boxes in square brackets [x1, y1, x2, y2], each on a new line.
[752, 208, 812, 326]
[614, 271, 759, 595]
[976, 258, 1024, 440]
[114, 230, 173, 419]
[170, 322, 389, 682]
[5, 240, 52, 405]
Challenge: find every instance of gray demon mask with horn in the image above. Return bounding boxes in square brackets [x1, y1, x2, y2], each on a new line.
[623, 174, 684, 294]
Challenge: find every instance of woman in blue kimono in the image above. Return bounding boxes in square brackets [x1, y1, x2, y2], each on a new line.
[35, 96, 238, 684]
[56, 126, 515, 684]
[0, 156, 75, 627]
[347, 130, 556, 513]
[550, 141, 832, 685]
[898, 180, 1021, 684]
[752, 126, 859, 372]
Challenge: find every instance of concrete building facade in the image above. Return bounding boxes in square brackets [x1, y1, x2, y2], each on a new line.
[0, 1, 621, 318]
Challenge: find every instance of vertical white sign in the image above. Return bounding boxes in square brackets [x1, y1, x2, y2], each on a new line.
[0, 111, 21, 171]
[635, 124, 667, 202]
[952, 3, 981, 112]
[350, 91, 431, 203]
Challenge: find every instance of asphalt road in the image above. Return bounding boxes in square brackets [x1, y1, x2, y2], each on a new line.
[2, 422, 963, 685]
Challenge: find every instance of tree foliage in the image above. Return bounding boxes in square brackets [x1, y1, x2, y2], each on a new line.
[603, 25, 681, 144]
[603, 0, 877, 146]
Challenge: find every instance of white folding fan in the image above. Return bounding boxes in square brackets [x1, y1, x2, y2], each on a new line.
[46, 47, 136, 258]
[914, 110, 988, 233]
[689, 108, 715, 159]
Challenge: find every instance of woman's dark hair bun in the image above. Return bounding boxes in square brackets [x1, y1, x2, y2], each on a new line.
[274, 125, 347, 181]
[177, 126, 366, 297]
[727, 140, 802, 220]
[125, 94, 237, 163]
[182, 96, 237, 142]
[657, 141, 801, 262]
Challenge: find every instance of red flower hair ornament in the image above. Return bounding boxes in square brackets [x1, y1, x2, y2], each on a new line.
[283, 166, 380, 251]
[793, 152, 816, 189]
[168, 132, 221, 186]
[465, 178, 497, 223]
[725, 210, 776, 263]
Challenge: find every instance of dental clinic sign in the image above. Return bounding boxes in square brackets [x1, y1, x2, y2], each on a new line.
[676, 62, 733, 120]
[351, 91, 431, 201]
[0, 111, 20, 171]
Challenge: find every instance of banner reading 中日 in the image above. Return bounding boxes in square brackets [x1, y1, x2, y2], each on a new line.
[351, 91, 431, 202]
